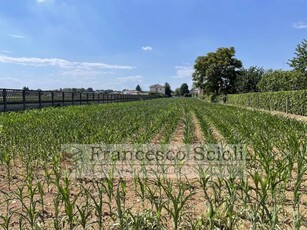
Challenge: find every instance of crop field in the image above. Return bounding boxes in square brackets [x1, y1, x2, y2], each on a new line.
[0, 98, 306, 229]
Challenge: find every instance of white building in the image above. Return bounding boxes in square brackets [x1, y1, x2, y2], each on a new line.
[122, 90, 141, 95]
[190, 88, 200, 97]
[149, 84, 165, 95]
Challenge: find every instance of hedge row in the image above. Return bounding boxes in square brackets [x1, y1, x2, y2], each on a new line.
[226, 90, 307, 116]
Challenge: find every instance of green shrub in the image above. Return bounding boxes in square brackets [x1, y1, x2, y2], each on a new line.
[200, 94, 227, 103]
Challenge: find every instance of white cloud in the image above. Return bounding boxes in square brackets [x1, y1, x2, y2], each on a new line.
[142, 46, 153, 51]
[116, 75, 144, 83]
[172, 66, 194, 79]
[1, 50, 13, 54]
[0, 77, 24, 84]
[60, 69, 115, 78]
[292, 21, 307, 29]
[8, 34, 25, 39]
[0, 55, 135, 70]
[36, 0, 53, 3]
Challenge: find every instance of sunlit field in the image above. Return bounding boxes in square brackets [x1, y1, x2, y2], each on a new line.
[0, 98, 306, 229]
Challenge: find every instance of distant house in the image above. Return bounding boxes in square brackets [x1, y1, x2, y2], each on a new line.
[149, 84, 165, 95]
[190, 88, 200, 97]
[109, 91, 122, 94]
[122, 90, 141, 95]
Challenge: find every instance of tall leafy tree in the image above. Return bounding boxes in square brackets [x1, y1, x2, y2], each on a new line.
[193, 47, 242, 94]
[135, 84, 142, 92]
[288, 39, 307, 74]
[174, 88, 181, 96]
[180, 83, 189, 96]
[86, 87, 94, 92]
[164, 82, 172, 97]
[235, 66, 265, 93]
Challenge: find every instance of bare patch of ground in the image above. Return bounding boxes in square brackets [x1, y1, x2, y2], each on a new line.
[191, 113, 204, 143]
[209, 125, 224, 143]
[150, 127, 166, 144]
[169, 118, 185, 144]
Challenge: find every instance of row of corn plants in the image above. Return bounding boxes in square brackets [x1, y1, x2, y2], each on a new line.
[226, 90, 307, 116]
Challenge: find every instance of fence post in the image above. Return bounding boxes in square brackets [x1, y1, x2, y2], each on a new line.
[72, 92, 74, 105]
[62, 92, 65, 106]
[38, 90, 42, 108]
[3, 89, 7, 112]
[80, 92, 82, 105]
[87, 93, 89, 104]
[92, 93, 95, 103]
[98, 93, 100, 103]
[51, 91, 54, 106]
[22, 90, 26, 111]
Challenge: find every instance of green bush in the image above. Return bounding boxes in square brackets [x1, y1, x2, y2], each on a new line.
[148, 92, 165, 97]
[200, 94, 227, 103]
[227, 90, 307, 116]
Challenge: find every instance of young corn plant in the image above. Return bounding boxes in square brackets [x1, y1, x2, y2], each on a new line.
[52, 194, 62, 230]
[57, 176, 80, 230]
[161, 177, 196, 230]
[0, 196, 13, 230]
[292, 149, 306, 230]
[183, 112, 194, 144]
[37, 179, 46, 227]
[223, 177, 239, 229]
[15, 174, 40, 230]
[146, 169, 168, 228]
[84, 181, 106, 230]
[3, 148, 12, 191]
[76, 190, 92, 230]
[114, 178, 128, 230]
[101, 164, 116, 216]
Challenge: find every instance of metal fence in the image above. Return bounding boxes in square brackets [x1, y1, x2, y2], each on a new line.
[0, 88, 160, 112]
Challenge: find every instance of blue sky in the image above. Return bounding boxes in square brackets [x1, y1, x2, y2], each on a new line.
[0, 0, 306, 91]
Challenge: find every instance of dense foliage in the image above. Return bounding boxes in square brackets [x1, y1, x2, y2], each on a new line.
[135, 84, 142, 92]
[257, 70, 307, 92]
[235, 66, 265, 93]
[193, 40, 307, 95]
[193, 47, 242, 94]
[164, 82, 172, 97]
[227, 90, 307, 115]
[180, 83, 190, 96]
[288, 39, 307, 74]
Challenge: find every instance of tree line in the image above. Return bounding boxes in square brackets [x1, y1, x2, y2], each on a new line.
[192, 39, 307, 95]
